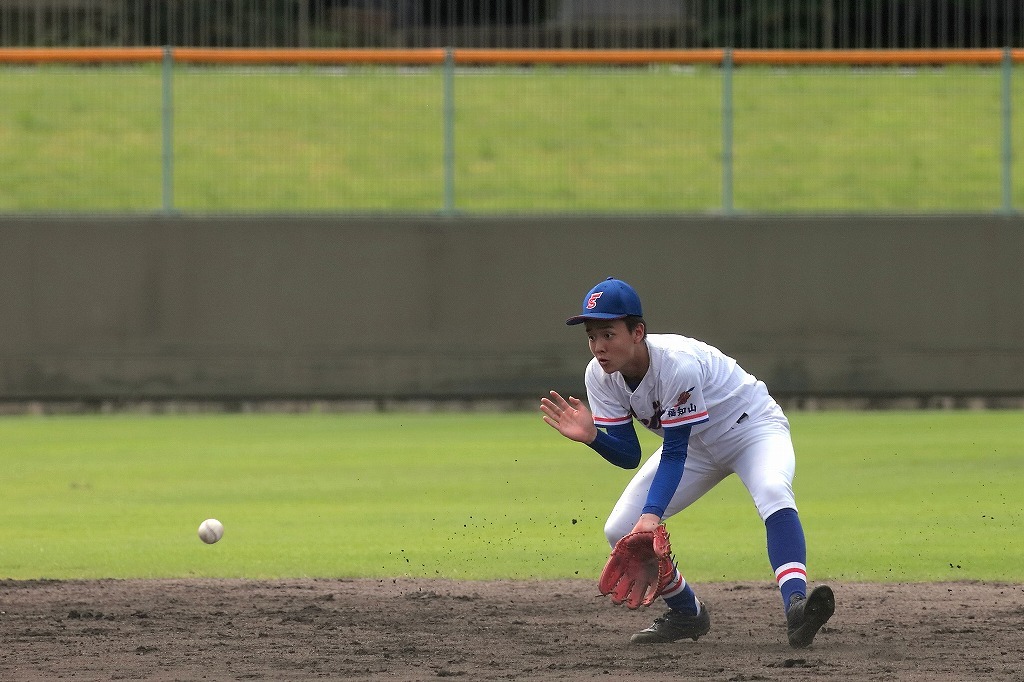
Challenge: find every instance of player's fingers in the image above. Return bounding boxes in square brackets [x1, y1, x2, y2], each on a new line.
[560, 400, 590, 426]
[539, 402, 564, 422]
[547, 390, 570, 409]
[543, 394, 577, 422]
[566, 396, 587, 417]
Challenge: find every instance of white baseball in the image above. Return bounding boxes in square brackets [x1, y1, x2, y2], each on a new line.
[197, 518, 224, 544]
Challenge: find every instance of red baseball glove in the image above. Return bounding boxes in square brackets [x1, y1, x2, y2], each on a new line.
[598, 525, 676, 609]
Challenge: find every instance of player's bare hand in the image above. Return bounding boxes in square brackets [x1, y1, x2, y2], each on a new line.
[540, 391, 597, 444]
[630, 513, 663, 535]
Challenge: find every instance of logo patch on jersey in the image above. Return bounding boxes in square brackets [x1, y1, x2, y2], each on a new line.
[675, 388, 694, 406]
[585, 292, 604, 310]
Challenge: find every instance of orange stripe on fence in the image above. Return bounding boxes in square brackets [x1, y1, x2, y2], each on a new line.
[0, 47, 164, 63]
[1, 47, 1022, 66]
[733, 49, 1014, 65]
[173, 48, 448, 65]
[452, 49, 727, 65]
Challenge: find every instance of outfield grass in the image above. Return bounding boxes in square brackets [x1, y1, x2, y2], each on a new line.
[1, 65, 1021, 212]
[1, 410, 1020, 583]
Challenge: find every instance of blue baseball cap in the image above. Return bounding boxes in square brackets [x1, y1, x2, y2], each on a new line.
[565, 277, 643, 325]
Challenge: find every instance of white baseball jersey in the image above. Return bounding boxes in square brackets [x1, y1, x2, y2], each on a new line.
[584, 333, 773, 446]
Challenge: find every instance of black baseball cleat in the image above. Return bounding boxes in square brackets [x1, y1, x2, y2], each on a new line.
[786, 585, 835, 648]
[630, 601, 711, 644]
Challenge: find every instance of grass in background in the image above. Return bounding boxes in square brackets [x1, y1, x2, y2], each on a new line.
[452, 68, 722, 211]
[173, 67, 446, 211]
[0, 410, 1020, 583]
[0, 66, 164, 210]
[1, 64, 1022, 212]
[733, 66, 1010, 211]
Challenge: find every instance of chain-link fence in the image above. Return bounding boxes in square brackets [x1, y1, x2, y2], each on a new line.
[2, 48, 1021, 214]
[1, 1, 1023, 49]
[2, 4, 1022, 214]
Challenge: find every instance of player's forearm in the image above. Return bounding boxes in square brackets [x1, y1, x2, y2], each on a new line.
[642, 425, 692, 516]
[642, 453, 685, 517]
[587, 426, 642, 469]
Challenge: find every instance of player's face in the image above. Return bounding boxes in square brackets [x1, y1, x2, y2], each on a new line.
[585, 319, 647, 379]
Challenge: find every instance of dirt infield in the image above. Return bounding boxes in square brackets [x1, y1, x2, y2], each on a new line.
[2, 578, 1021, 681]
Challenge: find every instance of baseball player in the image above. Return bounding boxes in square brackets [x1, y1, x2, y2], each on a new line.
[540, 277, 834, 647]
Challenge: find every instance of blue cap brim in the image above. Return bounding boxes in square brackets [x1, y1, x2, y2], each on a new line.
[565, 313, 629, 325]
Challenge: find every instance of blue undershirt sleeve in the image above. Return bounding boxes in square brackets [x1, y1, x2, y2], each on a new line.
[586, 422, 642, 469]
[642, 424, 693, 518]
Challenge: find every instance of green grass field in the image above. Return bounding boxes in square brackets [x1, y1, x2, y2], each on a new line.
[1, 410, 1020, 583]
[1, 64, 1021, 212]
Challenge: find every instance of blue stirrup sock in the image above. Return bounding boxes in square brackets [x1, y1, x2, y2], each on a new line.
[661, 568, 700, 615]
[766, 508, 808, 611]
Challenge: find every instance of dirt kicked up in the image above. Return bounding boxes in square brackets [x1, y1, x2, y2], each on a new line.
[1, 578, 1021, 681]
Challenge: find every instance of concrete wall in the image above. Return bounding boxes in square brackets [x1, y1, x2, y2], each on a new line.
[1, 214, 1022, 400]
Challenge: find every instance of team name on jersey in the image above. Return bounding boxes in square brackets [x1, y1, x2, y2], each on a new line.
[662, 387, 709, 426]
[663, 402, 707, 425]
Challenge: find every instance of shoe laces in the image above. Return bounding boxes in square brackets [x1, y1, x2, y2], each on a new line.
[652, 610, 677, 625]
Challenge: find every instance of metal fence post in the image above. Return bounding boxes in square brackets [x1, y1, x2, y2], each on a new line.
[443, 47, 455, 216]
[162, 46, 174, 214]
[722, 48, 734, 215]
[1001, 47, 1013, 215]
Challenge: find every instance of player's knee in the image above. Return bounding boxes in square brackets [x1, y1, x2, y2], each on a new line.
[753, 480, 796, 520]
[603, 517, 632, 548]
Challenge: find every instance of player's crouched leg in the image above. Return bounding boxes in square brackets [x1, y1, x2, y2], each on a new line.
[630, 600, 711, 644]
